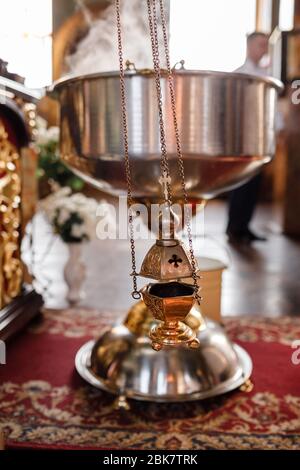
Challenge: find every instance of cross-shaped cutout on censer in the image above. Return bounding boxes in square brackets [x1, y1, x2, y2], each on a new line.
[168, 254, 183, 268]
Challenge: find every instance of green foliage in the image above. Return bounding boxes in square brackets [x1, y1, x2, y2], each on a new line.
[53, 210, 87, 243]
[37, 140, 84, 192]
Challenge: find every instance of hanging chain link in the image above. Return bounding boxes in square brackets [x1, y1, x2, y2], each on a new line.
[149, 0, 201, 302]
[115, 0, 141, 300]
[146, 0, 172, 206]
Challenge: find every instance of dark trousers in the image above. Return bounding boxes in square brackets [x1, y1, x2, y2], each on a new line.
[227, 173, 262, 234]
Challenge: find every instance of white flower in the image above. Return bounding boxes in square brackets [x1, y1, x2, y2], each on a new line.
[57, 208, 71, 225]
[38, 187, 71, 212]
[49, 179, 61, 192]
[71, 223, 86, 238]
[35, 116, 59, 145]
[38, 188, 99, 242]
[35, 128, 49, 146]
[35, 118, 60, 146]
[36, 116, 47, 130]
[46, 126, 60, 142]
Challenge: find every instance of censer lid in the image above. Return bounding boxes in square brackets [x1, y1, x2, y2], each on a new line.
[139, 238, 197, 281]
[139, 204, 197, 281]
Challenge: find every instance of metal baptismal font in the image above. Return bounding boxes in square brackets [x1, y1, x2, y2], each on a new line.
[51, 0, 283, 403]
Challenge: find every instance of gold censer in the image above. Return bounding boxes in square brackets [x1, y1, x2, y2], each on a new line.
[139, 207, 200, 350]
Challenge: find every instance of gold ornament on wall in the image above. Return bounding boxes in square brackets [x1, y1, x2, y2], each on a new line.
[0, 121, 23, 309]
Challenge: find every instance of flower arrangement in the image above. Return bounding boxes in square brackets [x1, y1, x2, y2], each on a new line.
[39, 187, 98, 243]
[35, 118, 84, 193]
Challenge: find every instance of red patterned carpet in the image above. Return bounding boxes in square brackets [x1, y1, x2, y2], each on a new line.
[0, 309, 300, 450]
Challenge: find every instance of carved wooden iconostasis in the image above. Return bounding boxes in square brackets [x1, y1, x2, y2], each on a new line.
[0, 102, 43, 341]
[0, 120, 23, 310]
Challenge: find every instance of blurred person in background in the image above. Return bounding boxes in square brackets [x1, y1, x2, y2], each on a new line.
[226, 32, 269, 244]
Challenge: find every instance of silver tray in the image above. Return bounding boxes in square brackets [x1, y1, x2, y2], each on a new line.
[75, 339, 252, 402]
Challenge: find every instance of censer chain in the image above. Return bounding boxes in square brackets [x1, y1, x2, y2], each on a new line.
[115, 0, 141, 300]
[116, 0, 200, 302]
[146, 0, 172, 207]
[148, 0, 200, 302]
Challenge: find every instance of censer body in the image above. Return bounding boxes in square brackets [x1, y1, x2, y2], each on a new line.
[51, 66, 282, 402]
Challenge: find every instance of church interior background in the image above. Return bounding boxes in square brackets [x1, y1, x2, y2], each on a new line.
[0, 0, 300, 453]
